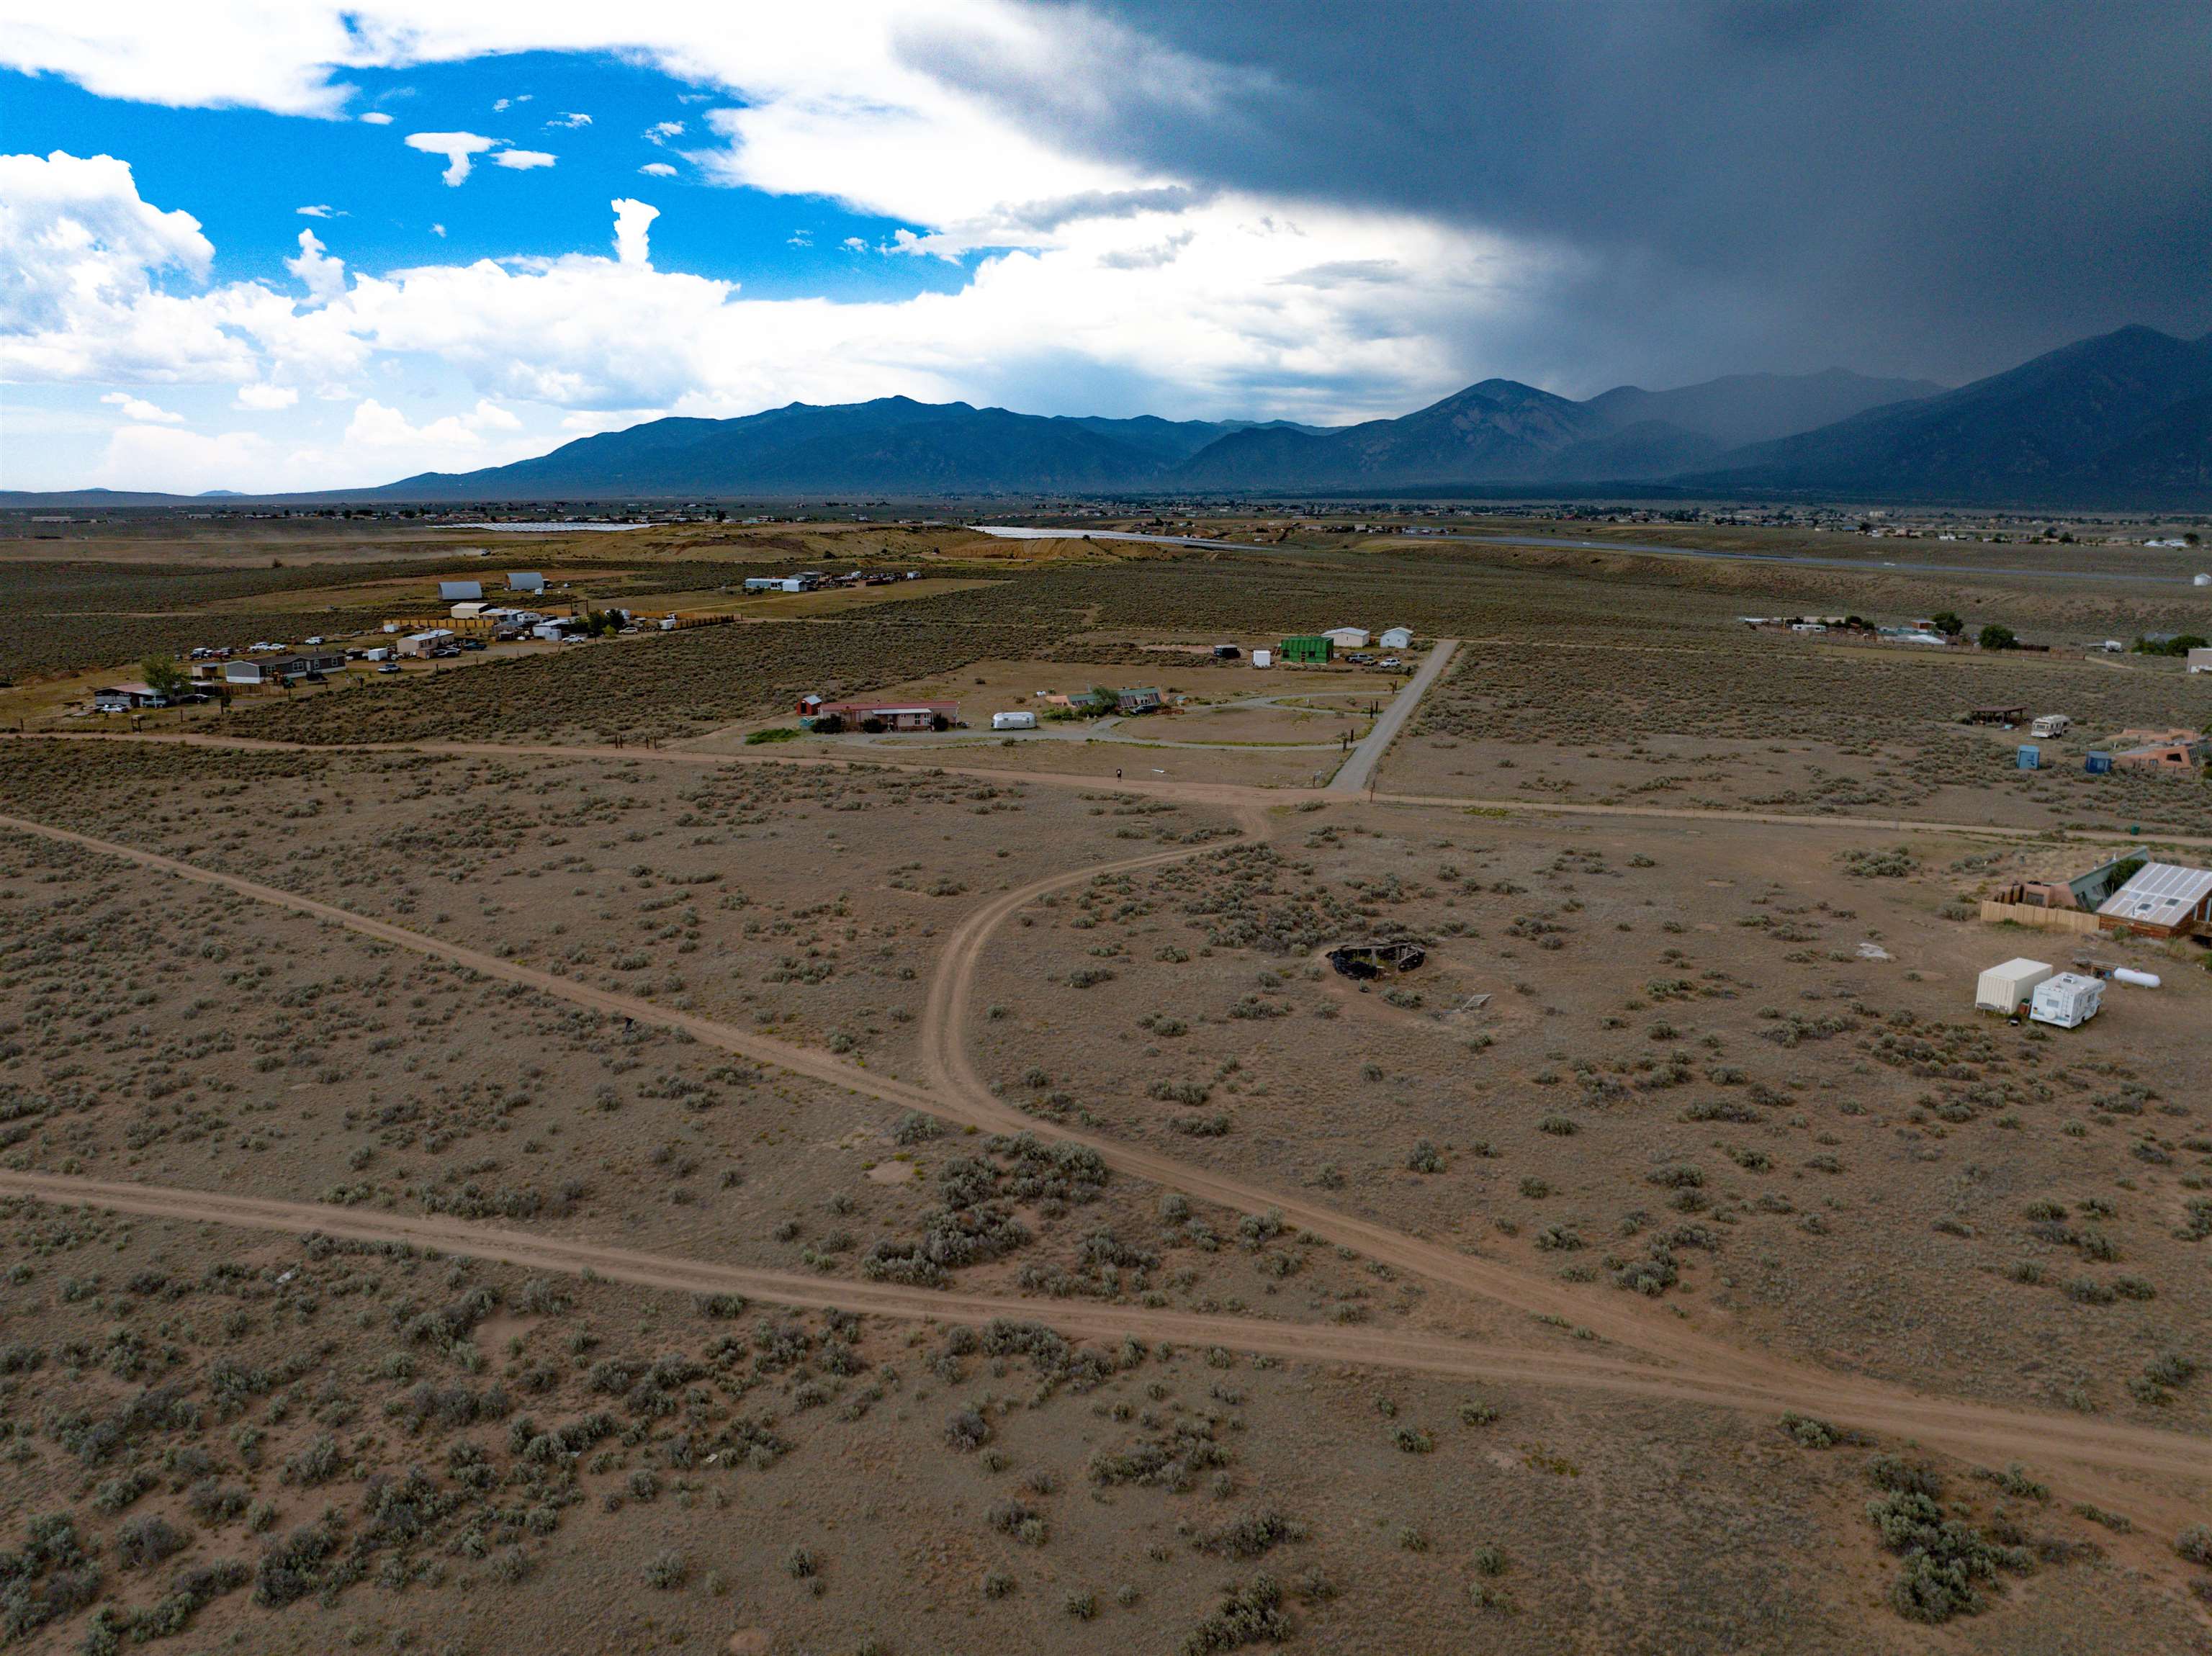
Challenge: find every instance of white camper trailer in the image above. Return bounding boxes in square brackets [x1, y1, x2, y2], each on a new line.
[2029, 973, 2103, 1029]
[991, 711, 1038, 731]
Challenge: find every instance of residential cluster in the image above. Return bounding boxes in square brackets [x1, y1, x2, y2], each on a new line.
[1272, 624, 1416, 666]
[742, 570, 923, 593]
[1972, 856, 2211, 1030]
[1974, 708, 2211, 777]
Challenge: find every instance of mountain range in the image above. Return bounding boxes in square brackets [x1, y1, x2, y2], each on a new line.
[366, 327, 2206, 505]
[379, 405, 1332, 499]
[6, 327, 2205, 508]
[377, 364, 1940, 501]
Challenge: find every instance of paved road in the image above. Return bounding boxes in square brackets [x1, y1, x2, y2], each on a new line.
[1326, 637, 1457, 793]
[974, 524, 2204, 587]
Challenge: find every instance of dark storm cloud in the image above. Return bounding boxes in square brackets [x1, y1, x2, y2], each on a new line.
[915, 0, 2212, 392]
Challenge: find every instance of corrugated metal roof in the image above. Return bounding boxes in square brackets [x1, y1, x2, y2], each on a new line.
[2096, 861, 2212, 926]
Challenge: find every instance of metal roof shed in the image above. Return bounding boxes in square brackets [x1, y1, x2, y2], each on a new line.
[1975, 957, 2052, 1014]
[2096, 862, 2212, 937]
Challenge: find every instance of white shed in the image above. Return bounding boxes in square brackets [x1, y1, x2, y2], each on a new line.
[991, 711, 1038, 731]
[1975, 957, 2052, 1014]
[1251, 649, 1274, 669]
[2029, 973, 2103, 1029]
[1322, 626, 1370, 649]
[1380, 626, 1413, 649]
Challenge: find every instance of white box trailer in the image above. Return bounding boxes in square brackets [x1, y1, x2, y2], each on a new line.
[2030, 972, 2103, 1029]
[1251, 648, 1274, 668]
[1976, 957, 2053, 1014]
[991, 711, 1038, 731]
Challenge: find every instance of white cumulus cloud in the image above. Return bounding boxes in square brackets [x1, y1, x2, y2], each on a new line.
[284, 228, 347, 304]
[296, 203, 341, 217]
[0, 150, 248, 383]
[0, 6, 1565, 488]
[359, 111, 394, 125]
[97, 425, 266, 492]
[234, 382, 300, 410]
[547, 111, 591, 129]
[346, 396, 520, 447]
[405, 130, 495, 186]
[611, 198, 658, 269]
[491, 148, 556, 171]
[101, 390, 184, 423]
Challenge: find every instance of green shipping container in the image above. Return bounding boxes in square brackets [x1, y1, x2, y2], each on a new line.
[1279, 634, 1333, 664]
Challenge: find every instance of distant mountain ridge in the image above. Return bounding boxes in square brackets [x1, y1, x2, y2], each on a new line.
[377, 399, 1333, 500]
[11, 329, 2205, 506]
[373, 364, 1941, 500]
[1674, 326, 2212, 500]
[1583, 368, 1945, 449]
[1163, 367, 1947, 490]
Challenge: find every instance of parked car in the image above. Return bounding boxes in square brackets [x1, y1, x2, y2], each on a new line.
[376, 662, 402, 675]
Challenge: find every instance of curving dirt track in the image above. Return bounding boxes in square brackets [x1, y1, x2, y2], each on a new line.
[3, 806, 2209, 1526]
[1, 1168, 2208, 1497]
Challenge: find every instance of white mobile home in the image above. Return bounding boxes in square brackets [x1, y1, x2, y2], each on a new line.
[89, 683, 167, 713]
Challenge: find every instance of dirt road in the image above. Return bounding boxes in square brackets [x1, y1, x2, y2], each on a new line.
[12, 730, 2211, 853]
[1326, 637, 1458, 794]
[4, 1167, 2208, 1498]
[4, 804, 2210, 1524]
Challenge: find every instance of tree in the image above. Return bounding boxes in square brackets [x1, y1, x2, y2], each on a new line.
[1930, 611, 1965, 637]
[140, 655, 191, 703]
[1977, 624, 2018, 651]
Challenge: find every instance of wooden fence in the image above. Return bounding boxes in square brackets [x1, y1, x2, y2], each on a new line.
[1978, 901, 2102, 935]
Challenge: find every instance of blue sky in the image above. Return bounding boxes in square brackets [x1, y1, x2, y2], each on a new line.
[14, 3, 2179, 495]
[4, 53, 971, 306]
[0, 4, 1538, 494]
